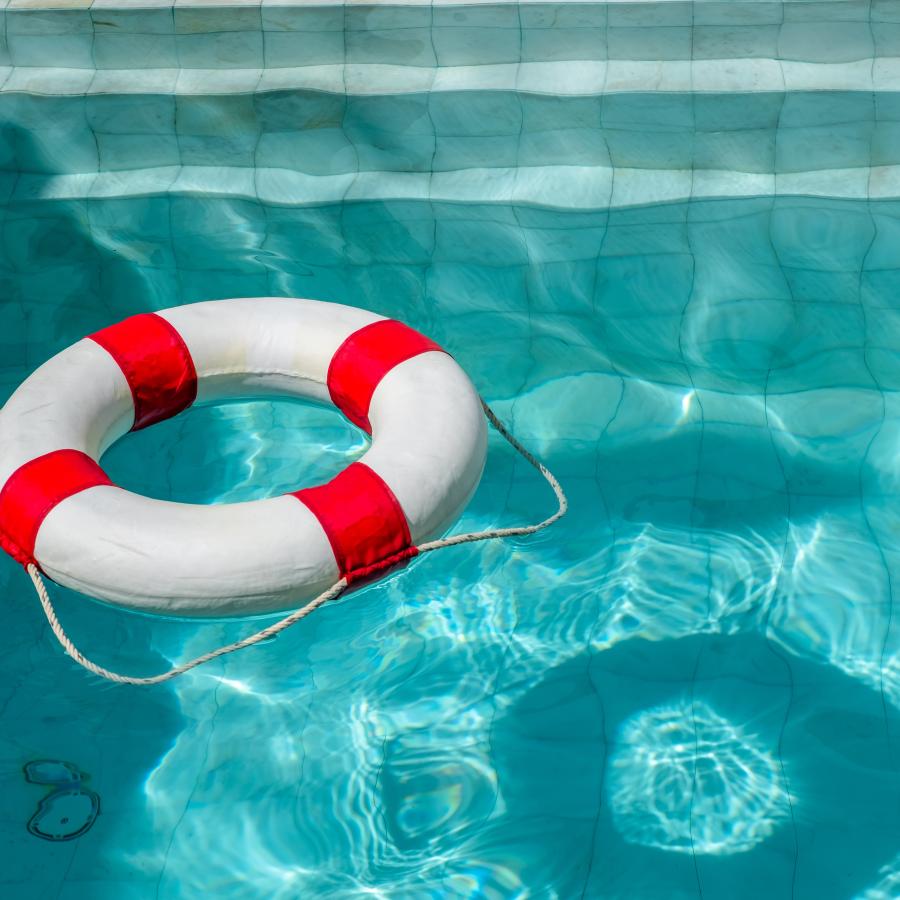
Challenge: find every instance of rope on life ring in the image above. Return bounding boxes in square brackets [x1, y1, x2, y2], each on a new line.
[25, 400, 567, 686]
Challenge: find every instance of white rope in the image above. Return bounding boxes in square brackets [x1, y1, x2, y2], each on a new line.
[25, 399, 567, 686]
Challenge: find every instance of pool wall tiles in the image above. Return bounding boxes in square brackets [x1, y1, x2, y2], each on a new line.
[3, 2, 900, 70]
[3, 2, 900, 197]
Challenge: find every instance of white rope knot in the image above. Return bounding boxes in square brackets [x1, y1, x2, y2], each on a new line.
[26, 399, 566, 686]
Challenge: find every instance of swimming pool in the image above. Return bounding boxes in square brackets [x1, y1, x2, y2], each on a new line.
[1, 1, 899, 897]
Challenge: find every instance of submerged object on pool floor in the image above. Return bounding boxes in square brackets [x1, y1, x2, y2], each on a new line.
[0, 298, 565, 683]
[24, 760, 100, 842]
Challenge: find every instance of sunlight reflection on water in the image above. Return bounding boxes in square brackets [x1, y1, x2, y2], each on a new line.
[608, 700, 790, 855]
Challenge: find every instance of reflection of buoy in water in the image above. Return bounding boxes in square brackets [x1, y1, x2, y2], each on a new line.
[24, 759, 99, 841]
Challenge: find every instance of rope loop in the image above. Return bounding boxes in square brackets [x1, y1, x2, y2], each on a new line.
[26, 398, 566, 686]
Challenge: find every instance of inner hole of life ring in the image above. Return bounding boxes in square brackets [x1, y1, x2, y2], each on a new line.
[101, 396, 369, 506]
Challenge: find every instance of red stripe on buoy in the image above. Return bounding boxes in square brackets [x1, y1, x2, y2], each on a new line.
[291, 462, 417, 584]
[0, 450, 113, 567]
[90, 313, 197, 431]
[327, 319, 443, 433]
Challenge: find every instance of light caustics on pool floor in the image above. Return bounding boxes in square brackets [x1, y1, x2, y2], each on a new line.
[0, 2, 900, 899]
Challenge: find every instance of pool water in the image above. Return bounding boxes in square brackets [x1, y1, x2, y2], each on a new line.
[2, 2, 900, 899]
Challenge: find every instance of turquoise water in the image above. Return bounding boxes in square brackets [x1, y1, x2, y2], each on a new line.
[2, 187, 899, 898]
[2, 2, 900, 895]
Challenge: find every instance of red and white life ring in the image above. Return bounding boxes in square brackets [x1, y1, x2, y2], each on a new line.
[0, 298, 487, 616]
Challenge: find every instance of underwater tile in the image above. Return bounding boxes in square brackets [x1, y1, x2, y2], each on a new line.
[517, 60, 606, 95]
[352, 134, 435, 174]
[261, 4, 341, 33]
[605, 129, 693, 169]
[347, 91, 432, 138]
[96, 132, 180, 171]
[778, 21, 873, 63]
[783, 0, 870, 24]
[7, 32, 93, 67]
[608, 1, 692, 27]
[169, 165, 256, 199]
[87, 166, 178, 198]
[694, 1, 783, 26]
[513, 164, 614, 210]
[782, 59, 873, 92]
[869, 121, 900, 169]
[177, 266, 269, 302]
[771, 197, 875, 271]
[873, 56, 900, 91]
[602, 91, 693, 130]
[10, 0, 90, 6]
[55, 881, 158, 900]
[519, 4, 604, 30]
[431, 166, 518, 205]
[608, 26, 692, 61]
[91, 0, 173, 8]
[869, 165, 900, 199]
[779, 90, 873, 129]
[432, 3, 519, 32]
[93, 32, 178, 70]
[694, 129, 778, 174]
[430, 88, 521, 135]
[86, 91, 175, 134]
[605, 59, 690, 92]
[345, 170, 428, 202]
[89, 68, 179, 94]
[91, 7, 175, 29]
[346, 27, 435, 68]
[177, 0, 262, 5]
[518, 128, 611, 169]
[264, 29, 344, 68]
[776, 124, 872, 174]
[873, 20, 900, 56]
[521, 25, 606, 63]
[431, 63, 516, 93]
[610, 167, 691, 208]
[691, 57, 784, 92]
[692, 169, 775, 201]
[176, 66, 261, 93]
[256, 64, 343, 93]
[431, 134, 515, 171]
[874, 0, 900, 23]
[601, 215, 688, 257]
[874, 0, 900, 22]
[176, 29, 264, 69]
[523, 92, 603, 132]
[178, 134, 256, 168]
[256, 83, 345, 131]
[5, 7, 89, 29]
[344, 62, 433, 95]
[256, 166, 354, 206]
[256, 128, 356, 176]
[174, 5, 261, 33]
[3, 65, 93, 94]
[434, 29, 523, 68]
[345, 4, 431, 32]
[90, 7, 173, 33]
[693, 24, 781, 60]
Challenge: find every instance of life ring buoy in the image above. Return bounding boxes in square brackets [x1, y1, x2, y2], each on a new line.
[0, 298, 487, 616]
